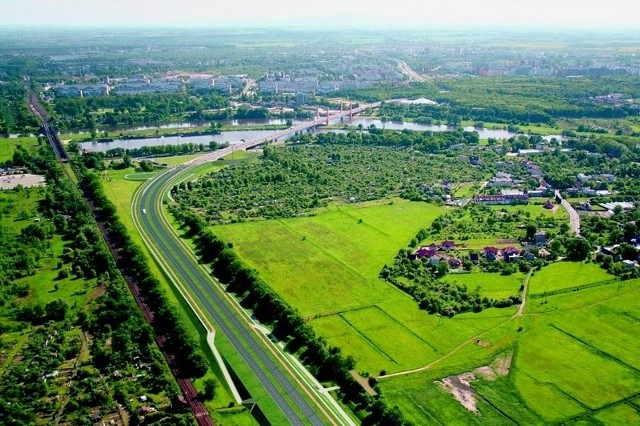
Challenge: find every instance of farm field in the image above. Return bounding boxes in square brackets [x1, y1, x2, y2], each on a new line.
[528, 261, 613, 296]
[380, 276, 640, 425]
[210, 175, 640, 424]
[215, 198, 448, 317]
[442, 272, 526, 300]
[214, 198, 524, 373]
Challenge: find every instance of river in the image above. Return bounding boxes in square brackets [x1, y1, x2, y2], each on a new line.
[79, 117, 563, 153]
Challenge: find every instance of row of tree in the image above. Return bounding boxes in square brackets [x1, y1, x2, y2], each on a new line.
[172, 208, 408, 425]
[77, 165, 209, 379]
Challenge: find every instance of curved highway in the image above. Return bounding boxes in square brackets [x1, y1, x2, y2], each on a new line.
[134, 162, 330, 425]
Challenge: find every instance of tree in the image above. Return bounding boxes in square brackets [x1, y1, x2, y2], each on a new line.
[525, 224, 537, 241]
[122, 154, 132, 169]
[202, 378, 217, 400]
[565, 237, 592, 261]
[45, 299, 68, 321]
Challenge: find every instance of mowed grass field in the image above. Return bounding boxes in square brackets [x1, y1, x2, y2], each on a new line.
[216, 198, 447, 316]
[215, 199, 523, 373]
[529, 261, 613, 296]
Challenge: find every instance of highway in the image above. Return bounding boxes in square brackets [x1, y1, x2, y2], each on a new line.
[135, 164, 331, 425]
[132, 104, 380, 424]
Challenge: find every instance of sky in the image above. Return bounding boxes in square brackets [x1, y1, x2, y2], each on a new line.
[1, 0, 639, 29]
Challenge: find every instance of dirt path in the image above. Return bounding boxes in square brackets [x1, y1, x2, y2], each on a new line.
[379, 271, 527, 381]
[517, 270, 533, 317]
[350, 370, 378, 396]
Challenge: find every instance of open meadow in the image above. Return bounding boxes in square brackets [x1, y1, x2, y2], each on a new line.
[0, 137, 40, 163]
[212, 184, 640, 424]
[214, 199, 524, 373]
[529, 261, 613, 296]
[442, 272, 527, 300]
[379, 276, 640, 425]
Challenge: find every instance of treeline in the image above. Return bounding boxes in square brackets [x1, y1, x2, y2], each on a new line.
[80, 141, 228, 160]
[54, 92, 229, 129]
[0, 82, 41, 136]
[296, 127, 480, 152]
[340, 76, 640, 125]
[53, 91, 312, 130]
[171, 208, 409, 425]
[77, 165, 209, 379]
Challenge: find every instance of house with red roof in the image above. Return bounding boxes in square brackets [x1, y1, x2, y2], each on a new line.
[503, 246, 521, 262]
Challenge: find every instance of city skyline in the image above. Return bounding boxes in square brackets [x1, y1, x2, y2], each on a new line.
[1, 0, 639, 29]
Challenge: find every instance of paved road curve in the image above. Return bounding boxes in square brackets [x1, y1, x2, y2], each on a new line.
[135, 165, 330, 426]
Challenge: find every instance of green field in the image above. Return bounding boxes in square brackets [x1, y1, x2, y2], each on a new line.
[215, 199, 448, 317]
[0, 137, 40, 163]
[214, 199, 525, 373]
[489, 203, 567, 219]
[380, 277, 640, 425]
[454, 182, 479, 197]
[443, 272, 526, 300]
[213, 189, 640, 424]
[0, 187, 95, 330]
[529, 261, 614, 296]
[154, 153, 204, 165]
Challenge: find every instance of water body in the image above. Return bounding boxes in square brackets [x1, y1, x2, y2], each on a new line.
[80, 118, 563, 152]
[79, 128, 291, 152]
[109, 118, 309, 132]
[346, 118, 564, 141]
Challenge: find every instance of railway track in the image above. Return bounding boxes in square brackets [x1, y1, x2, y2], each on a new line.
[27, 90, 215, 425]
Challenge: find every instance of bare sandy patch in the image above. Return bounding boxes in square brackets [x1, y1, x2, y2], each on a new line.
[474, 366, 497, 381]
[439, 351, 513, 413]
[493, 352, 513, 376]
[0, 174, 46, 190]
[439, 373, 477, 412]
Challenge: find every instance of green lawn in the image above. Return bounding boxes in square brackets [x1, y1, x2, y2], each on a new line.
[453, 182, 478, 197]
[442, 272, 526, 300]
[153, 153, 205, 165]
[123, 171, 159, 181]
[529, 261, 614, 296]
[489, 203, 567, 219]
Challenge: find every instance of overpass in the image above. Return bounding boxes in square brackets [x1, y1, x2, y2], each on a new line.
[187, 101, 381, 165]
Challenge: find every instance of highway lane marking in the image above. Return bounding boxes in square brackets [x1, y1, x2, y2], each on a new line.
[149, 166, 347, 425]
